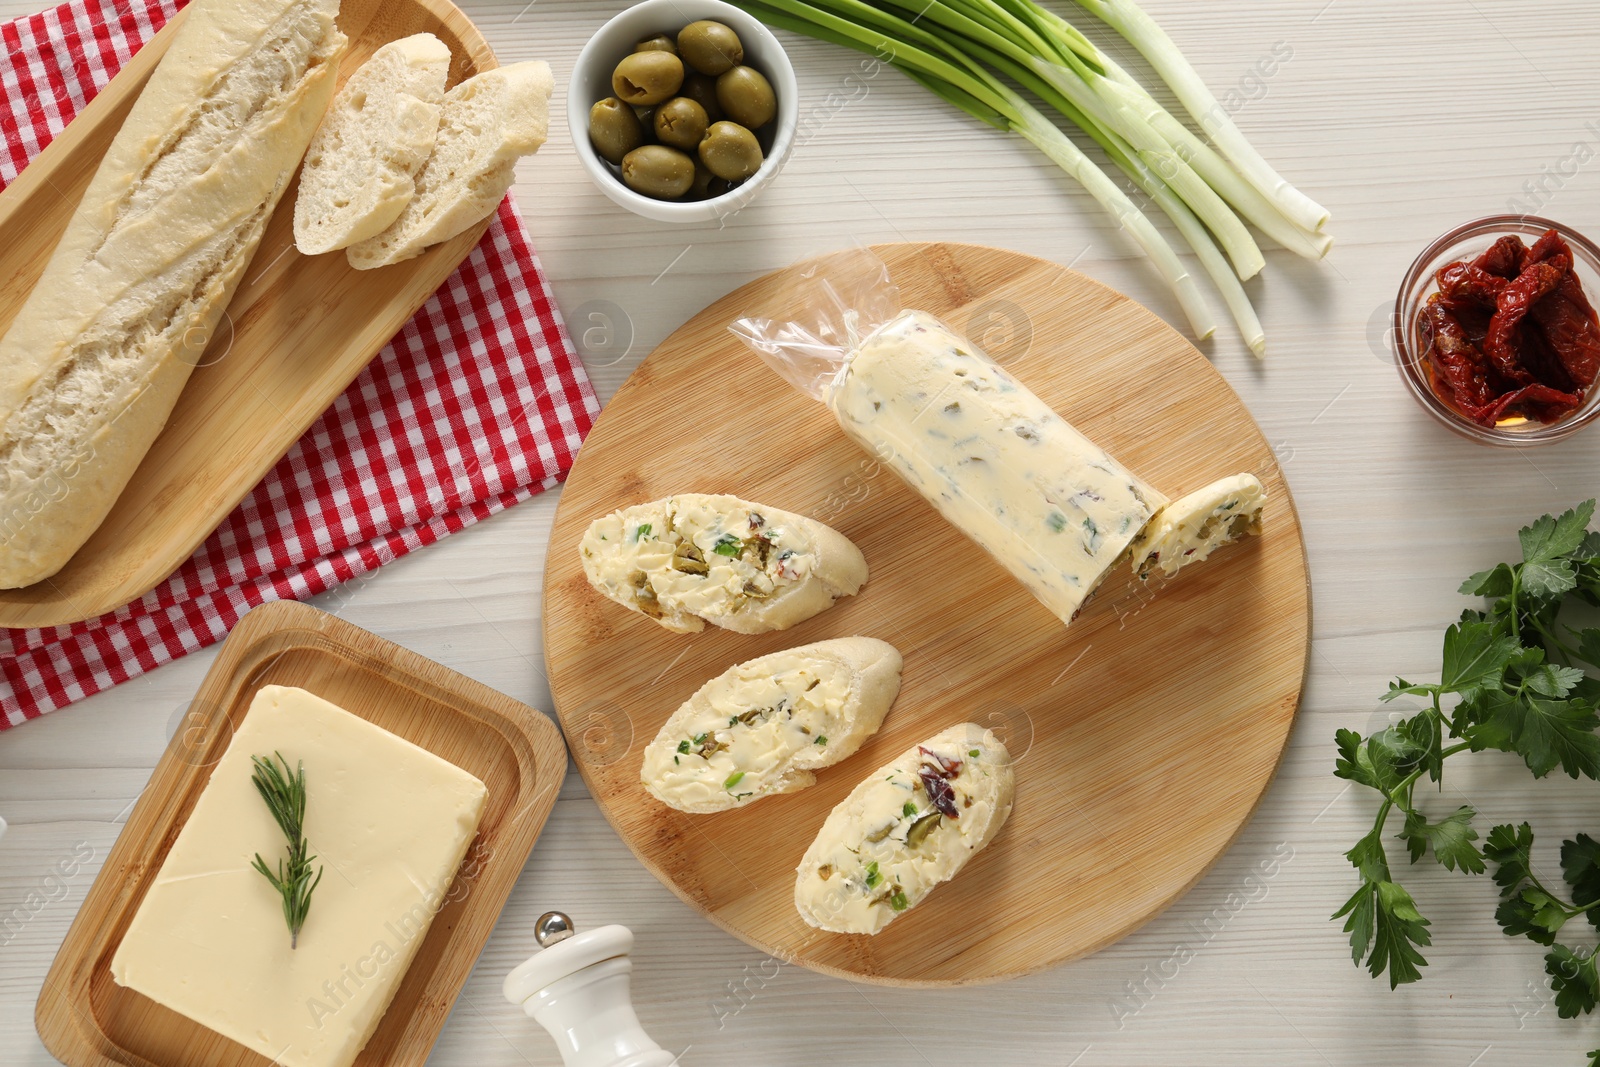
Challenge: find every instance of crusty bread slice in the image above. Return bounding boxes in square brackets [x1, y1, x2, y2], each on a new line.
[293, 33, 451, 255]
[796, 723, 1014, 935]
[346, 60, 552, 269]
[579, 493, 869, 634]
[641, 637, 903, 814]
[0, 0, 345, 590]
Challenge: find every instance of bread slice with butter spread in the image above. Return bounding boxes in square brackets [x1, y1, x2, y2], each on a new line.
[294, 33, 451, 255]
[579, 493, 869, 634]
[641, 637, 903, 813]
[346, 60, 551, 269]
[795, 723, 1014, 935]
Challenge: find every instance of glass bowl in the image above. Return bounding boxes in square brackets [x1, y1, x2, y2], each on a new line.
[1394, 214, 1600, 446]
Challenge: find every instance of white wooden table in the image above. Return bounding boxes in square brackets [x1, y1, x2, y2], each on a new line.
[5, 1, 1600, 1063]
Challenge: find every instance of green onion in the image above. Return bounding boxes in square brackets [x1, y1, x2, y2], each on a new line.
[743, 0, 1215, 341]
[1069, 0, 1330, 234]
[734, 0, 1326, 357]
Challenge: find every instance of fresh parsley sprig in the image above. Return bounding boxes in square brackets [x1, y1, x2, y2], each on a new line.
[250, 751, 323, 949]
[1485, 822, 1600, 1018]
[1333, 501, 1600, 1016]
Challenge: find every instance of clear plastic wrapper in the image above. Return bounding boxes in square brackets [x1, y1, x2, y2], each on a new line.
[730, 249, 1172, 627]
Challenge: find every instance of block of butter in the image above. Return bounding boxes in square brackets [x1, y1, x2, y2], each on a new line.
[111, 685, 488, 1067]
[829, 311, 1168, 625]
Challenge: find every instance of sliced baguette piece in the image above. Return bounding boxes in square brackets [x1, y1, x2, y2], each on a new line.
[579, 493, 869, 634]
[0, 0, 346, 590]
[346, 60, 552, 269]
[1129, 473, 1266, 580]
[293, 33, 451, 254]
[795, 723, 1014, 935]
[641, 637, 903, 814]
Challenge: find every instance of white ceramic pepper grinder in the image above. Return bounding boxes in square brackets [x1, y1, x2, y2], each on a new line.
[502, 912, 676, 1067]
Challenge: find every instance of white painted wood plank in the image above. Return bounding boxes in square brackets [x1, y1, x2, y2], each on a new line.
[4, 0, 1600, 1063]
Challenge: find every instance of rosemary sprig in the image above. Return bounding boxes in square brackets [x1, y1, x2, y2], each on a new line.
[249, 752, 323, 948]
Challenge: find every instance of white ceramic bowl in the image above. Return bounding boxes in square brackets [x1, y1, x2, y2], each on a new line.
[568, 0, 798, 224]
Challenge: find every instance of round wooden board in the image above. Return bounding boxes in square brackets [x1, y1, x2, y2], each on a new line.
[544, 242, 1309, 986]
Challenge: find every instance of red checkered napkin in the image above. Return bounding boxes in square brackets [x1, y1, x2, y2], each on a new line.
[0, 0, 599, 728]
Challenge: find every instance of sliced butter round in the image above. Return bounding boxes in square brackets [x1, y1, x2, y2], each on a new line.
[1129, 473, 1266, 580]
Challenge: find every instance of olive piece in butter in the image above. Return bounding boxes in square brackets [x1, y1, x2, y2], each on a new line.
[698, 120, 763, 182]
[612, 50, 684, 107]
[588, 97, 645, 165]
[654, 96, 709, 151]
[621, 144, 696, 199]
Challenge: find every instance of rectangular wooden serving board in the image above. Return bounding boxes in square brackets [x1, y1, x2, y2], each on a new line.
[0, 0, 499, 630]
[35, 600, 567, 1067]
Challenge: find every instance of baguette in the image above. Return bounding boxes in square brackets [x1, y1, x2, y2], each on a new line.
[293, 33, 451, 255]
[579, 493, 869, 634]
[640, 637, 903, 813]
[0, 0, 346, 589]
[346, 60, 552, 270]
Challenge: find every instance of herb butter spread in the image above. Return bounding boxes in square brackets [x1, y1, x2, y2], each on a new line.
[1129, 473, 1266, 579]
[641, 637, 902, 813]
[795, 723, 1013, 935]
[580, 493, 868, 634]
[828, 312, 1167, 625]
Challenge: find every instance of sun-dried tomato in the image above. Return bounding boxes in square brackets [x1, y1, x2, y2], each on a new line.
[1420, 295, 1498, 421]
[1437, 262, 1507, 310]
[1484, 257, 1566, 386]
[1530, 266, 1600, 388]
[1528, 228, 1570, 265]
[917, 765, 961, 819]
[1515, 320, 1576, 393]
[917, 746, 961, 778]
[1485, 382, 1585, 424]
[1418, 229, 1598, 427]
[1473, 235, 1529, 278]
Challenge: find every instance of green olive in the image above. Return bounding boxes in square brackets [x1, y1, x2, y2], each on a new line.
[621, 144, 695, 199]
[633, 33, 677, 55]
[653, 97, 709, 151]
[678, 71, 724, 123]
[588, 97, 645, 165]
[698, 120, 763, 181]
[612, 50, 684, 106]
[677, 20, 743, 76]
[688, 160, 717, 199]
[715, 65, 775, 130]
